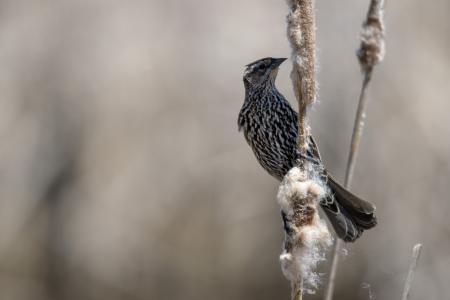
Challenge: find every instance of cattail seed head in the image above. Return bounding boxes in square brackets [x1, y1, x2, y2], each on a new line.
[286, 0, 317, 107]
[357, 0, 385, 72]
[277, 166, 333, 293]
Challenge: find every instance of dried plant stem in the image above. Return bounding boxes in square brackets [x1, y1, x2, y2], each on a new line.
[292, 0, 315, 293]
[283, 0, 319, 298]
[292, 279, 304, 300]
[323, 71, 372, 300]
[297, 104, 308, 162]
[323, 0, 385, 299]
[286, 0, 317, 160]
[323, 238, 341, 300]
[401, 244, 423, 300]
[345, 71, 372, 186]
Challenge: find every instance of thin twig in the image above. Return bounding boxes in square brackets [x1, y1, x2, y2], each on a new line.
[323, 0, 385, 299]
[401, 244, 423, 300]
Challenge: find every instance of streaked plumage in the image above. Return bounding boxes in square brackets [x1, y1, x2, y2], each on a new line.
[238, 57, 376, 242]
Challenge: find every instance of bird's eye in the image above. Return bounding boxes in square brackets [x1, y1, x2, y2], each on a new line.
[258, 64, 266, 70]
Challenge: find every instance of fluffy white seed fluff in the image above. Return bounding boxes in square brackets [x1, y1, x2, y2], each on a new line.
[277, 166, 333, 293]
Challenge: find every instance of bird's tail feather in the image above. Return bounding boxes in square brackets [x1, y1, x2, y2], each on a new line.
[321, 176, 377, 242]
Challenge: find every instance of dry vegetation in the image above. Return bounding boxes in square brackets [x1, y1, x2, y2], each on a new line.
[0, 1, 449, 300]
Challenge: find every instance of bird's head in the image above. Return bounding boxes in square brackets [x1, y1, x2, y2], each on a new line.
[243, 57, 287, 89]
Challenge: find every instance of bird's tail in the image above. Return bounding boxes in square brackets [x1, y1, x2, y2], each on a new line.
[321, 176, 377, 242]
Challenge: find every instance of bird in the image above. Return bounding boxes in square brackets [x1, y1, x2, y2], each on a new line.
[238, 57, 377, 242]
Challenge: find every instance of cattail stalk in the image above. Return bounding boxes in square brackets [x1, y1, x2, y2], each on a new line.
[279, 1, 332, 300]
[286, 0, 317, 160]
[401, 244, 423, 300]
[323, 1, 385, 299]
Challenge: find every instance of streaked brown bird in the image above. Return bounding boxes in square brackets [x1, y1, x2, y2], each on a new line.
[238, 57, 377, 242]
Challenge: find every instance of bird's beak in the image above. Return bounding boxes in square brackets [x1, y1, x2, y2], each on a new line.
[272, 57, 287, 68]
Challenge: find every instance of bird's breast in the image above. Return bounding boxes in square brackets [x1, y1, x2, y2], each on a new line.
[241, 109, 297, 179]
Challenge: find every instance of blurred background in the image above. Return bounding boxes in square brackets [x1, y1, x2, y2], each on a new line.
[0, 0, 449, 299]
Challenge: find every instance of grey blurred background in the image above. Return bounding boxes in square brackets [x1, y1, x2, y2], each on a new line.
[0, 0, 449, 299]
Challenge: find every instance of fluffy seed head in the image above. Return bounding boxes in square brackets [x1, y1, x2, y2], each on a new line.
[277, 166, 332, 293]
[357, 0, 385, 72]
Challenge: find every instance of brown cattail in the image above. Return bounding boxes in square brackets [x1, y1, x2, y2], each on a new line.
[281, 0, 332, 298]
[357, 0, 386, 72]
[286, 0, 317, 156]
[278, 167, 332, 295]
[324, 1, 386, 300]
